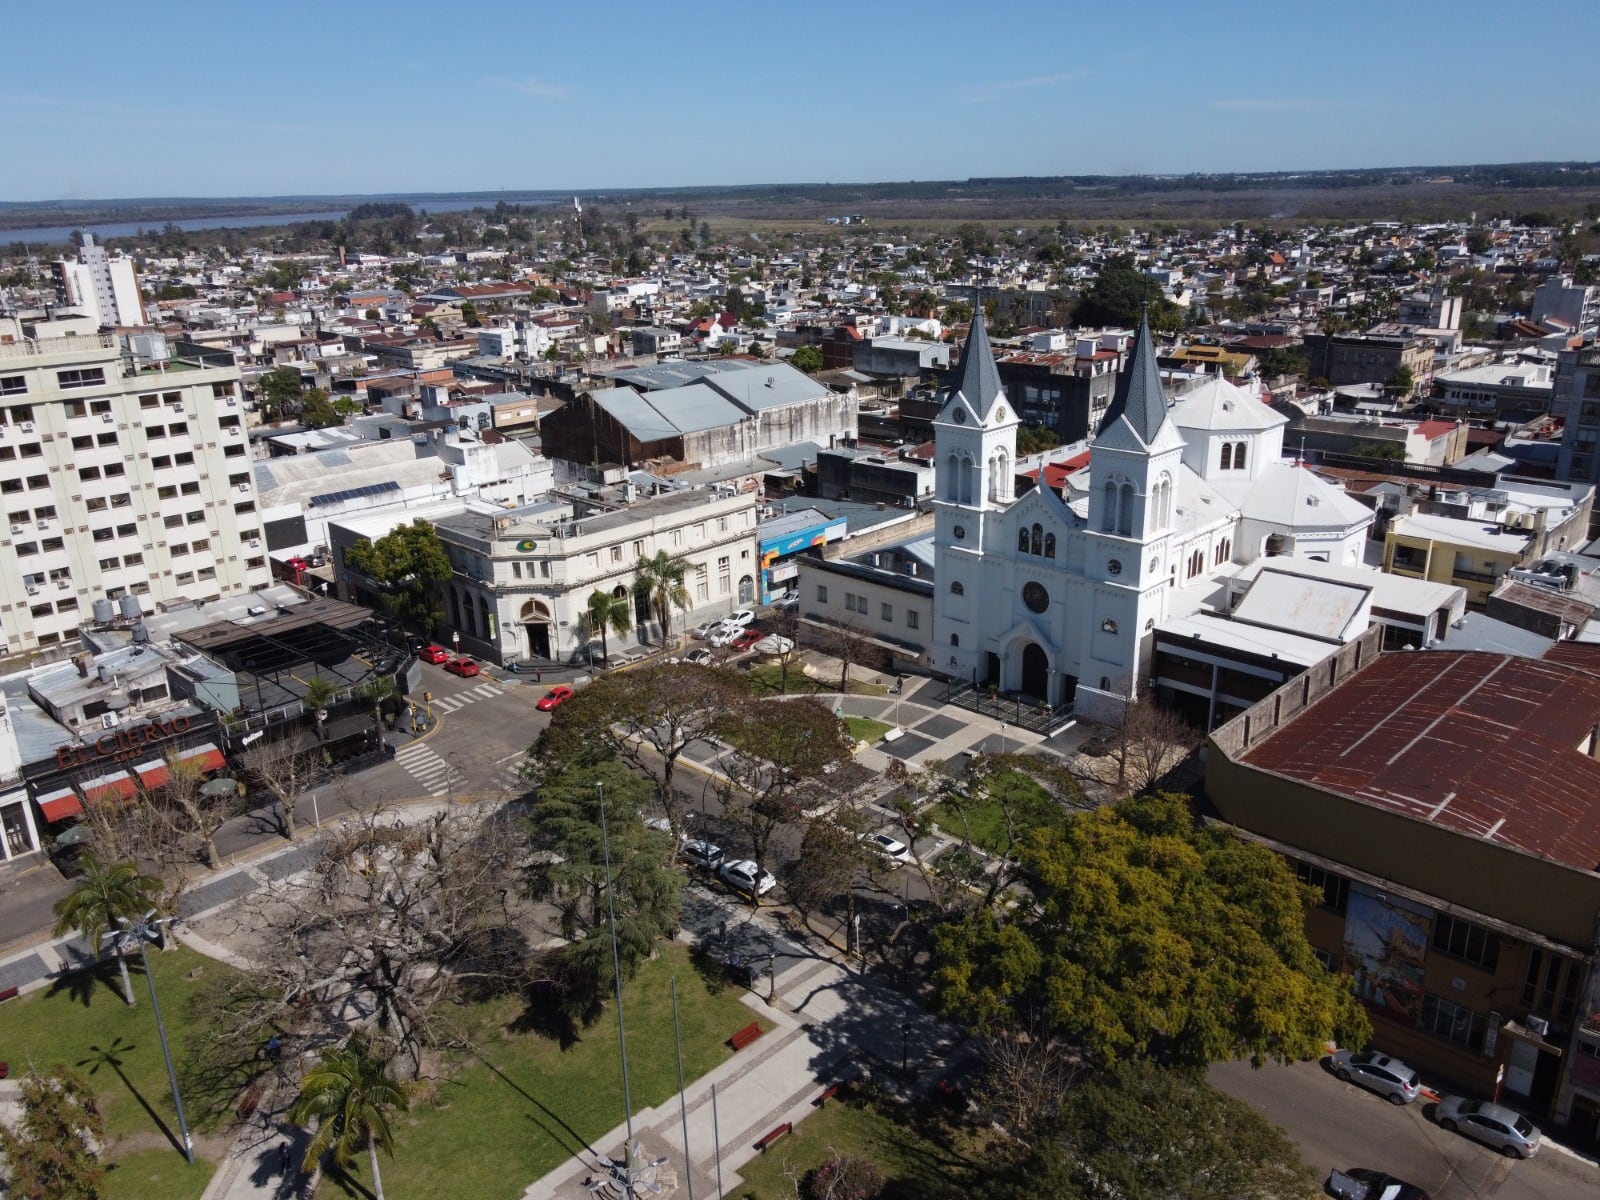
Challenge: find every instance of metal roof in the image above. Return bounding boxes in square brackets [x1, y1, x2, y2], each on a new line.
[1242, 650, 1600, 871]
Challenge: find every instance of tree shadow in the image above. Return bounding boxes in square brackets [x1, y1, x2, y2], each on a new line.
[77, 1036, 188, 1159]
[465, 1045, 596, 1163]
[45, 953, 133, 1009]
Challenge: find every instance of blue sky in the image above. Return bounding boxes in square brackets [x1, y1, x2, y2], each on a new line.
[6, 0, 1597, 200]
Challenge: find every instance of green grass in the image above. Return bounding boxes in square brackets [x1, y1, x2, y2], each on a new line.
[333, 942, 767, 1200]
[928, 770, 1062, 856]
[844, 717, 893, 744]
[103, 1146, 214, 1200]
[746, 666, 888, 698]
[732, 1093, 981, 1200]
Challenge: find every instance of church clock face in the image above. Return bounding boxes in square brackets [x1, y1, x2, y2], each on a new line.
[952, 408, 966, 424]
[1149, 556, 1159, 573]
[953, 525, 965, 540]
[1107, 558, 1122, 576]
[1023, 581, 1050, 613]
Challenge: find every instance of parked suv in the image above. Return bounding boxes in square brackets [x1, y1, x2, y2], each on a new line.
[1329, 1049, 1422, 1105]
[680, 840, 725, 872]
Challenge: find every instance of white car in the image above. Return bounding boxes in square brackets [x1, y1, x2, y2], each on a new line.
[722, 609, 757, 628]
[753, 635, 795, 656]
[707, 625, 739, 648]
[865, 832, 912, 864]
[719, 859, 777, 897]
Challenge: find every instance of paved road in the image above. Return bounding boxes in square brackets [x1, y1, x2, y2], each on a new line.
[1210, 1057, 1599, 1199]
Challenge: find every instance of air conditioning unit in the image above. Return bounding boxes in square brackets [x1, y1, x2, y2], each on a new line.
[101, 413, 115, 423]
[56, 579, 69, 590]
[226, 397, 237, 407]
[9, 524, 21, 535]
[101, 712, 119, 729]
[248, 539, 261, 550]
[25, 585, 38, 595]
[35, 519, 49, 530]
[236, 482, 250, 493]
[19, 421, 33, 433]
[1526, 1015, 1550, 1037]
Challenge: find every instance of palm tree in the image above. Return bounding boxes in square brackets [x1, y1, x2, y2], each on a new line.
[52, 853, 162, 1007]
[289, 1035, 412, 1200]
[583, 589, 633, 664]
[359, 676, 397, 742]
[632, 551, 690, 645]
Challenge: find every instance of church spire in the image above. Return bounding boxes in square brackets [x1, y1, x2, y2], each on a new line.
[1096, 314, 1169, 447]
[948, 308, 1006, 421]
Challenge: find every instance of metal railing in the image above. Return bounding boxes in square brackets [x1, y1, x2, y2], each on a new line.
[0, 331, 117, 360]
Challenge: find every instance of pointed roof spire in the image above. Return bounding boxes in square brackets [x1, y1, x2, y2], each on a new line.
[1096, 314, 1169, 446]
[948, 308, 1006, 419]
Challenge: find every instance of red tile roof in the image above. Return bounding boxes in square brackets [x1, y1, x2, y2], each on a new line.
[1241, 650, 1600, 870]
[1415, 420, 1457, 439]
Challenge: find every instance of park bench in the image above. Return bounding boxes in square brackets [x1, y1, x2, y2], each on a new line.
[754, 1122, 793, 1151]
[813, 1083, 842, 1107]
[728, 1021, 764, 1051]
[0, 1063, 8, 1080]
[0, 987, 18, 1003]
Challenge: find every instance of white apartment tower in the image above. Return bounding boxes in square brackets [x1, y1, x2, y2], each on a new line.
[54, 234, 146, 328]
[0, 319, 271, 655]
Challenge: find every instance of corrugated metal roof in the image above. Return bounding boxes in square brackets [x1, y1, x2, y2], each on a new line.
[1242, 651, 1600, 870]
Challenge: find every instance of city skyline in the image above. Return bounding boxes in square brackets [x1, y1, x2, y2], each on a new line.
[6, 0, 1598, 201]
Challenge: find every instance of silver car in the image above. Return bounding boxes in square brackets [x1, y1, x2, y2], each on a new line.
[719, 859, 776, 897]
[1435, 1096, 1541, 1158]
[1329, 1049, 1422, 1105]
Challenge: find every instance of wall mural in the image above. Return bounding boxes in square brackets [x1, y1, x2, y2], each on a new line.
[1343, 885, 1432, 1025]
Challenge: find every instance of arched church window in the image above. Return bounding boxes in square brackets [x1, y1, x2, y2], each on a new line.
[1101, 480, 1117, 532]
[961, 456, 974, 505]
[995, 450, 1010, 501]
[1155, 475, 1172, 529]
[1101, 618, 1118, 634]
[1030, 524, 1042, 555]
[1018, 528, 1030, 553]
[1044, 532, 1056, 559]
[1235, 441, 1248, 470]
[950, 581, 964, 595]
[1220, 443, 1233, 470]
[945, 455, 959, 502]
[951, 633, 960, 647]
[1117, 483, 1134, 537]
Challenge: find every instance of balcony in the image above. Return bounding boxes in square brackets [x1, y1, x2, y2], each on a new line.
[0, 332, 117, 361]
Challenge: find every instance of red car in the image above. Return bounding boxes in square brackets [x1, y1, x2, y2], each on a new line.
[444, 657, 481, 678]
[418, 644, 450, 664]
[730, 628, 763, 652]
[536, 685, 574, 712]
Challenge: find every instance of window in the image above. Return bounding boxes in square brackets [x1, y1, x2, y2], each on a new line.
[91, 527, 114, 543]
[610, 546, 622, 563]
[26, 475, 47, 490]
[150, 456, 171, 470]
[1312, 947, 1341, 974]
[56, 368, 106, 389]
[951, 633, 960, 647]
[99, 556, 119, 570]
[157, 485, 177, 500]
[96, 432, 116, 447]
[816, 585, 828, 604]
[881, 603, 893, 621]
[632, 540, 644, 558]
[0, 480, 17, 495]
[1294, 861, 1349, 914]
[174, 571, 194, 586]
[0, 376, 25, 396]
[5, 403, 34, 422]
[116, 523, 136, 537]
[1433, 913, 1500, 971]
[103, 462, 124, 477]
[123, 551, 143, 566]
[718, 517, 728, 533]
[147, 425, 167, 440]
[906, 611, 919, 629]
[15, 541, 36, 556]
[950, 581, 964, 595]
[140, 394, 160, 410]
[1419, 992, 1487, 1051]
[19, 442, 41, 458]
[164, 515, 183, 529]
[1101, 618, 1118, 634]
[41, 537, 63, 552]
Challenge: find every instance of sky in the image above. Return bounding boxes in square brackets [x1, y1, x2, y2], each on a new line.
[5, 0, 1598, 201]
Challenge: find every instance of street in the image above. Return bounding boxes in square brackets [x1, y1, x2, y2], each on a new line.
[1210, 1057, 1600, 1199]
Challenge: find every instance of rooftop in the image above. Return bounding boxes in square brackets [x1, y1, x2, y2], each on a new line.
[1241, 650, 1600, 872]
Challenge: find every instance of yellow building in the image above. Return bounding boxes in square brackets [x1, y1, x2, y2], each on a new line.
[1384, 512, 1532, 608]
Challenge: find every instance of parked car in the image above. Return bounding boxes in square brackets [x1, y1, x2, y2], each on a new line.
[774, 592, 799, 612]
[405, 634, 429, 654]
[680, 840, 725, 872]
[536, 685, 575, 712]
[708, 625, 740, 648]
[730, 628, 763, 652]
[864, 831, 912, 864]
[444, 656, 481, 678]
[682, 648, 713, 666]
[1326, 1168, 1432, 1200]
[1329, 1050, 1422, 1105]
[719, 859, 777, 897]
[753, 634, 795, 656]
[722, 609, 757, 628]
[691, 622, 722, 641]
[418, 644, 450, 664]
[1434, 1096, 1541, 1158]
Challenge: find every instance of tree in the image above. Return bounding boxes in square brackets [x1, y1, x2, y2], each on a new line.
[258, 366, 305, 421]
[51, 853, 162, 1006]
[582, 588, 633, 664]
[1389, 364, 1417, 397]
[298, 388, 345, 429]
[156, 749, 237, 871]
[359, 675, 398, 745]
[715, 698, 855, 906]
[345, 520, 453, 633]
[932, 793, 1370, 1067]
[980, 1059, 1314, 1200]
[0, 1066, 107, 1200]
[522, 763, 681, 1024]
[1016, 425, 1061, 455]
[1075, 255, 1182, 330]
[802, 1153, 883, 1200]
[790, 345, 824, 375]
[289, 1034, 413, 1200]
[632, 550, 690, 644]
[783, 815, 864, 922]
[1101, 696, 1202, 794]
[239, 736, 320, 840]
[459, 300, 480, 327]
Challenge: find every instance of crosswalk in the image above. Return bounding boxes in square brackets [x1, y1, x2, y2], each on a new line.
[426, 681, 504, 713]
[392, 742, 531, 800]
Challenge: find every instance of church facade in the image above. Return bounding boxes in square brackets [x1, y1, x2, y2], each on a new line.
[931, 316, 1372, 722]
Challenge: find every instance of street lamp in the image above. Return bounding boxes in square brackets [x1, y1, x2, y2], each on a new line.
[110, 913, 194, 1164]
[767, 950, 777, 1005]
[901, 1020, 912, 1077]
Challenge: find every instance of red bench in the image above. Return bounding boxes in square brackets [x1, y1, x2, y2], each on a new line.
[754, 1122, 792, 1151]
[728, 1021, 764, 1051]
[814, 1083, 841, 1107]
[0, 987, 18, 1003]
[0, 1063, 8, 1080]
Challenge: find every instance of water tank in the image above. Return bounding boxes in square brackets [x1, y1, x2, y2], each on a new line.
[131, 622, 149, 644]
[106, 687, 131, 711]
[92, 598, 115, 625]
[118, 594, 142, 620]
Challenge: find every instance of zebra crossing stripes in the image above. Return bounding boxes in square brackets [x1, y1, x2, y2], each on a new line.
[392, 741, 467, 797]
[430, 682, 504, 713]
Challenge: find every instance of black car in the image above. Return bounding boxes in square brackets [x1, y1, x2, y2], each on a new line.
[1327, 1168, 1432, 1200]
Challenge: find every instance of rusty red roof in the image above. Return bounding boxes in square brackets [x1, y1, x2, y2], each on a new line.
[1415, 420, 1458, 439]
[1241, 650, 1600, 871]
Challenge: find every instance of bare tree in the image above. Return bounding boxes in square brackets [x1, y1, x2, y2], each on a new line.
[974, 1016, 1083, 1141]
[240, 736, 321, 840]
[160, 752, 237, 871]
[1105, 695, 1202, 795]
[825, 620, 881, 695]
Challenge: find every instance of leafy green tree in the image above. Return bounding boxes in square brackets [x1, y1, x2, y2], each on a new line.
[632, 550, 690, 644]
[258, 366, 305, 421]
[979, 1059, 1314, 1200]
[52, 853, 162, 1006]
[932, 792, 1369, 1066]
[345, 520, 453, 634]
[459, 300, 480, 327]
[523, 763, 681, 1023]
[582, 588, 634, 663]
[942, 300, 974, 325]
[790, 345, 824, 374]
[1015, 425, 1060, 455]
[298, 387, 347, 429]
[1389, 364, 1417, 397]
[0, 1066, 107, 1200]
[289, 1035, 412, 1199]
[1075, 255, 1182, 330]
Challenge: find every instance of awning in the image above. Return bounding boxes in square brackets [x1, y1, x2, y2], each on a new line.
[183, 743, 226, 773]
[133, 758, 168, 790]
[81, 770, 136, 805]
[37, 787, 83, 823]
[131, 743, 227, 792]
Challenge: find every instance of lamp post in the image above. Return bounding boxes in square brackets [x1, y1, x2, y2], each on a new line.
[113, 914, 194, 1164]
[767, 950, 777, 1005]
[901, 1020, 912, 1077]
[597, 783, 634, 1144]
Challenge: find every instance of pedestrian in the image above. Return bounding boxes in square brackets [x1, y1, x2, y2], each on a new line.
[265, 1034, 282, 1063]
[534, 668, 542, 683]
[278, 1140, 292, 1174]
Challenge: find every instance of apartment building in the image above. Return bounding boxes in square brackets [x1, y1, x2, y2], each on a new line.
[53, 235, 146, 329]
[0, 319, 271, 656]
[1555, 345, 1600, 486]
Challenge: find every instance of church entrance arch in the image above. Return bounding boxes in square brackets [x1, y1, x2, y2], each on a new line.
[1021, 643, 1049, 701]
[520, 599, 553, 660]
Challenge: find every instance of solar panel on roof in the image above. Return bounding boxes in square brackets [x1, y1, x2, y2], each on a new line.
[308, 480, 402, 508]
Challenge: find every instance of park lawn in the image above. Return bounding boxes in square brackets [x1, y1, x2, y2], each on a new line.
[103, 1145, 214, 1200]
[732, 1093, 980, 1200]
[928, 770, 1059, 856]
[746, 665, 888, 698]
[346, 942, 767, 1200]
[844, 717, 893, 744]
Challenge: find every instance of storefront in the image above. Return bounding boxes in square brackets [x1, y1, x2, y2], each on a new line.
[759, 510, 847, 604]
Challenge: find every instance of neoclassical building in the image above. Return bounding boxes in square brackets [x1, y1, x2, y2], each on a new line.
[932, 316, 1372, 721]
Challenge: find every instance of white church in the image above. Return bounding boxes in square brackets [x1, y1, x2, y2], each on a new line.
[931, 314, 1373, 721]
